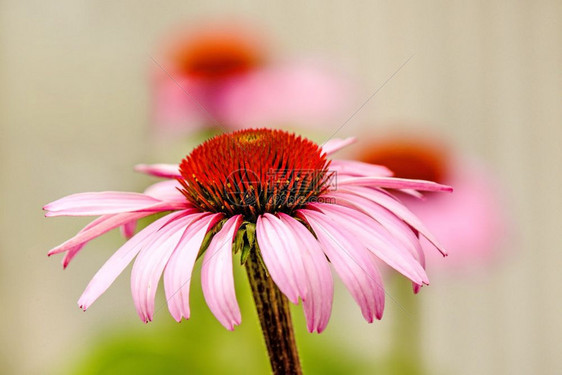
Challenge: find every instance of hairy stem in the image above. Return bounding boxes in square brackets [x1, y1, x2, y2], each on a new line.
[245, 251, 302, 375]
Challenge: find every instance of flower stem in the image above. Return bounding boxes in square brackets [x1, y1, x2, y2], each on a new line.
[388, 277, 424, 374]
[245, 251, 303, 375]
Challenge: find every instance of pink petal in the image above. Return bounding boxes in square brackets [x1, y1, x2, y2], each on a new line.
[120, 221, 137, 239]
[201, 215, 243, 330]
[399, 189, 425, 199]
[62, 212, 143, 269]
[164, 213, 224, 322]
[327, 191, 426, 274]
[44, 191, 158, 212]
[134, 164, 181, 179]
[62, 243, 87, 269]
[298, 209, 385, 322]
[338, 176, 453, 193]
[131, 212, 203, 323]
[44, 192, 188, 217]
[144, 180, 186, 201]
[152, 75, 210, 134]
[49, 211, 160, 257]
[406, 159, 506, 273]
[255, 214, 308, 304]
[277, 213, 334, 333]
[219, 62, 354, 129]
[330, 160, 393, 178]
[321, 137, 356, 156]
[77, 211, 188, 310]
[341, 185, 448, 256]
[115, 180, 188, 245]
[310, 202, 428, 285]
[327, 191, 423, 264]
[59, 214, 117, 268]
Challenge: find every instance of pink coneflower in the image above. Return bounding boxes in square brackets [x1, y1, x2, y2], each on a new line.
[359, 134, 505, 274]
[45, 129, 451, 373]
[153, 23, 352, 134]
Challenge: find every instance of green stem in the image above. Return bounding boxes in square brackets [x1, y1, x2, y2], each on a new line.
[245, 251, 303, 375]
[389, 278, 424, 375]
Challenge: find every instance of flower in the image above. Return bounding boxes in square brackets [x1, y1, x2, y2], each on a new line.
[44, 129, 451, 332]
[153, 23, 352, 134]
[358, 134, 506, 273]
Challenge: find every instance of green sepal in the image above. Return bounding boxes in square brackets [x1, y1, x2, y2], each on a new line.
[245, 223, 256, 248]
[232, 222, 248, 255]
[196, 218, 227, 260]
[239, 244, 252, 265]
[239, 222, 256, 265]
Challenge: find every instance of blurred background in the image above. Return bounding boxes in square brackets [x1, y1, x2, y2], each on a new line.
[1, 1, 561, 374]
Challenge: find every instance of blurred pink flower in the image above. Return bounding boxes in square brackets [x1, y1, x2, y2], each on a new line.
[359, 134, 506, 274]
[152, 24, 352, 134]
[44, 129, 451, 332]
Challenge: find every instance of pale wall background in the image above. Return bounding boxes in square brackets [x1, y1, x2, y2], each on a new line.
[1, 1, 561, 374]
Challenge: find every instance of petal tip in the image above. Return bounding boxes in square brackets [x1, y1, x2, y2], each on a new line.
[47, 247, 59, 256]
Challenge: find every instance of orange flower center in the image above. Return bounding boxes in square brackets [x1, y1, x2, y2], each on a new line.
[179, 129, 331, 220]
[172, 29, 264, 80]
[360, 138, 448, 183]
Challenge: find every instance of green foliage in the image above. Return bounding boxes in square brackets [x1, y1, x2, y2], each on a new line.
[62, 266, 376, 375]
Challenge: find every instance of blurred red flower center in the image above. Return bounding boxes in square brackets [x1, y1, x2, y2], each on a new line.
[179, 129, 331, 220]
[361, 139, 448, 184]
[172, 29, 263, 79]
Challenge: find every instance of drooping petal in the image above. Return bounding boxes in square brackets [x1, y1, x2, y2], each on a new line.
[201, 215, 243, 330]
[134, 164, 181, 179]
[341, 185, 448, 256]
[310, 202, 428, 286]
[327, 191, 424, 265]
[338, 176, 453, 193]
[59, 214, 119, 268]
[277, 213, 333, 333]
[321, 137, 356, 155]
[131, 212, 203, 323]
[120, 221, 137, 239]
[255, 214, 308, 304]
[62, 243, 87, 269]
[77, 211, 188, 310]
[330, 160, 393, 178]
[48, 211, 161, 257]
[43, 192, 188, 217]
[298, 209, 385, 322]
[164, 213, 224, 322]
[406, 159, 506, 274]
[62, 213, 141, 268]
[328, 191, 427, 282]
[328, 190, 426, 293]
